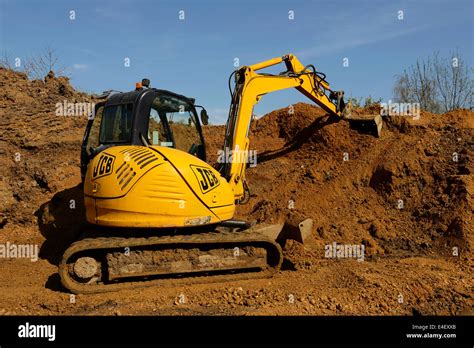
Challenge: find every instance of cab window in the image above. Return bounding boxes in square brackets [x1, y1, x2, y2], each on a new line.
[85, 105, 104, 155]
[100, 103, 134, 143]
[148, 95, 202, 154]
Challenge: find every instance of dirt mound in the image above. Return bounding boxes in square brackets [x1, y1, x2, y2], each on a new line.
[0, 67, 92, 228]
[205, 102, 473, 258]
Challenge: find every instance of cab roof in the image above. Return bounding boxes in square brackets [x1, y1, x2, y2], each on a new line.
[106, 88, 195, 106]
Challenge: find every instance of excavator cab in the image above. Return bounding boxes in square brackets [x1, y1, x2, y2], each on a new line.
[81, 82, 208, 180]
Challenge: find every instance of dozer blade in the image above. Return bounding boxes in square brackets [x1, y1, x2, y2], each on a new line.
[253, 219, 314, 244]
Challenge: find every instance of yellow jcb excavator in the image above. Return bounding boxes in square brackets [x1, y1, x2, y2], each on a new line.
[59, 54, 382, 293]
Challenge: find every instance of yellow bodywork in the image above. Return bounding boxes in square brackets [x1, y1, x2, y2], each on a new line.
[84, 145, 235, 228]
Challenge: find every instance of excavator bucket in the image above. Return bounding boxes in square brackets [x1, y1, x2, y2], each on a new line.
[342, 103, 383, 137]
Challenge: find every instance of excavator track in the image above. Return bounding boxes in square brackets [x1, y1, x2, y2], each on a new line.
[59, 229, 283, 294]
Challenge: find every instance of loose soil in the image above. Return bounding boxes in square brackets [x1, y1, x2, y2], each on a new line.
[0, 67, 472, 315]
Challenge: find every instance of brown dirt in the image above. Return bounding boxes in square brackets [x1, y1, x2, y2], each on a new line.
[0, 68, 472, 316]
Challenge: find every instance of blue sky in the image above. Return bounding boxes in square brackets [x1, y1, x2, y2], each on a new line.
[1, 0, 472, 123]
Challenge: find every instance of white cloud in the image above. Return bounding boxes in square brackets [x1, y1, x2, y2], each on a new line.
[296, 7, 431, 59]
[73, 64, 88, 70]
[298, 25, 429, 59]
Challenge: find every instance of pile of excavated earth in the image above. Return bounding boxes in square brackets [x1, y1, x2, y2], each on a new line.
[0, 67, 472, 315]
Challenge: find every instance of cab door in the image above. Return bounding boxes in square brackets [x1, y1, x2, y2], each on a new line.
[81, 102, 105, 181]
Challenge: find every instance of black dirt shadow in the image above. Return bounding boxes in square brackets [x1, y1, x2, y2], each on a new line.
[257, 114, 340, 163]
[45, 273, 65, 292]
[36, 184, 86, 266]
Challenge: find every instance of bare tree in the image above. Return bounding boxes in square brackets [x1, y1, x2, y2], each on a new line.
[394, 51, 473, 113]
[1, 47, 65, 80]
[393, 57, 440, 113]
[433, 51, 473, 112]
[393, 74, 411, 104]
[23, 47, 65, 80]
[0, 50, 13, 69]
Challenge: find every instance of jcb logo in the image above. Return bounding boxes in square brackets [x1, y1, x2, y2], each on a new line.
[92, 153, 115, 180]
[190, 165, 220, 194]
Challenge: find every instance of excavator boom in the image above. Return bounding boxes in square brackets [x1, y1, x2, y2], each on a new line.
[223, 54, 382, 201]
